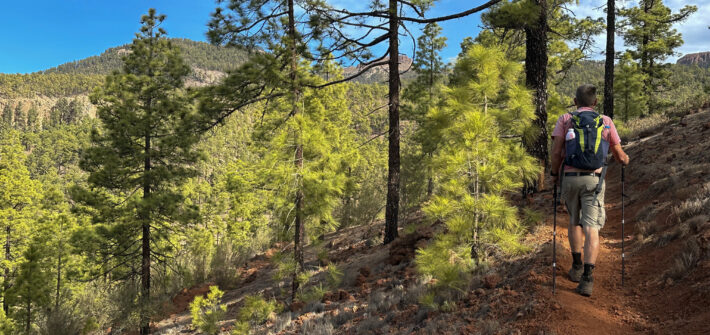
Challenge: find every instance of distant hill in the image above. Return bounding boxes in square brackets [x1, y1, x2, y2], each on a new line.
[41, 38, 249, 75]
[0, 39, 249, 100]
[343, 55, 416, 84]
[677, 52, 710, 68]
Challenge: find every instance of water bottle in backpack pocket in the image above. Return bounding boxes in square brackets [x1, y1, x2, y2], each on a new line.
[564, 111, 609, 170]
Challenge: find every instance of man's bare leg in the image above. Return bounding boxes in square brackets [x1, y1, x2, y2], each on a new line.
[569, 224, 584, 253]
[583, 226, 600, 264]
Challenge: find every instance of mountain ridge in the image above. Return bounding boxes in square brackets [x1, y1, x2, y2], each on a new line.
[677, 51, 710, 68]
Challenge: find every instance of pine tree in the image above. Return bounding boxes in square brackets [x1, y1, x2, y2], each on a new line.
[13, 103, 25, 130]
[72, 9, 200, 334]
[0, 129, 38, 315]
[47, 98, 69, 129]
[1, 105, 12, 126]
[257, 58, 356, 298]
[26, 106, 38, 132]
[620, 0, 696, 113]
[416, 45, 539, 289]
[402, 23, 447, 203]
[7, 241, 51, 334]
[615, 53, 648, 122]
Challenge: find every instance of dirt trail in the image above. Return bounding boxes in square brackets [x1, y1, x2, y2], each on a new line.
[541, 163, 646, 334]
[531, 109, 710, 335]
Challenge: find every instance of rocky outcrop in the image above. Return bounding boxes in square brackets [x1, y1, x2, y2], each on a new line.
[342, 55, 414, 84]
[677, 52, 710, 68]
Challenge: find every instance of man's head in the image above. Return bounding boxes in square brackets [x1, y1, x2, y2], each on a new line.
[574, 84, 598, 108]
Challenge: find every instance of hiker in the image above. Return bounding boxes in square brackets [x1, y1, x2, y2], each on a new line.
[550, 84, 630, 297]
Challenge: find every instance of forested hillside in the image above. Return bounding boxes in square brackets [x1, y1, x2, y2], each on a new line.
[1, 1, 710, 334]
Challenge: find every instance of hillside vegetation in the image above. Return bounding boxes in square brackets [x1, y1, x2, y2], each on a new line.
[2, 1, 710, 334]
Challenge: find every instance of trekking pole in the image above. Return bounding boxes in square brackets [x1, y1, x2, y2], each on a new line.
[552, 176, 558, 294]
[621, 165, 626, 286]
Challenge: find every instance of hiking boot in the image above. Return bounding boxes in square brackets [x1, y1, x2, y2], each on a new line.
[568, 264, 583, 282]
[576, 276, 593, 297]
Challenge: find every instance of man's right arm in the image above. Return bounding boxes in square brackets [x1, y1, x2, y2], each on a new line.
[610, 144, 630, 166]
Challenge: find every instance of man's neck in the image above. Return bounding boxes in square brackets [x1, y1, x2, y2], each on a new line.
[576, 106, 595, 111]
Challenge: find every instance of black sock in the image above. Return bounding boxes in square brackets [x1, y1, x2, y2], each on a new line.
[572, 252, 582, 266]
[583, 263, 595, 279]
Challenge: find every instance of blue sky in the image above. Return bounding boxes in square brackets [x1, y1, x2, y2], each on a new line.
[0, 0, 707, 74]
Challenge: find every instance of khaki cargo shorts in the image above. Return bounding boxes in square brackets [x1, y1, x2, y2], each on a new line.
[560, 175, 606, 230]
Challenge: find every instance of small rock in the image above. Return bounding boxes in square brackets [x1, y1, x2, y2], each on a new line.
[553, 303, 562, 310]
[665, 277, 674, 286]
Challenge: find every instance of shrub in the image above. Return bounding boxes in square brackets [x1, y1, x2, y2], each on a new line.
[326, 263, 343, 288]
[190, 285, 227, 335]
[237, 295, 281, 325]
[297, 283, 327, 304]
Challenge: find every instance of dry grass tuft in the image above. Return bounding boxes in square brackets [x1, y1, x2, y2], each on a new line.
[666, 240, 701, 281]
[301, 317, 335, 335]
[617, 114, 670, 141]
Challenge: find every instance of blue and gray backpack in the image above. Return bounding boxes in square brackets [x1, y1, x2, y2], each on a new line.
[564, 110, 609, 170]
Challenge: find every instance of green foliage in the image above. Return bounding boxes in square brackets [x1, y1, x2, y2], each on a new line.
[325, 263, 343, 288]
[8, 241, 52, 334]
[237, 295, 281, 326]
[0, 307, 15, 335]
[297, 283, 327, 304]
[70, 10, 203, 331]
[619, 0, 697, 111]
[190, 286, 227, 335]
[615, 53, 648, 122]
[416, 45, 539, 288]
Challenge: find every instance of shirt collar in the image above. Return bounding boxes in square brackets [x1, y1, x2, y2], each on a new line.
[576, 107, 595, 112]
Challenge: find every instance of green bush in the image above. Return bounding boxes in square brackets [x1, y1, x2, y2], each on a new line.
[326, 263, 343, 288]
[297, 283, 327, 304]
[237, 295, 282, 326]
[190, 286, 227, 335]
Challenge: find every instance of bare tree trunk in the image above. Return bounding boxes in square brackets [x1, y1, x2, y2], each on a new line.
[140, 131, 152, 335]
[384, 0, 401, 245]
[25, 284, 31, 333]
[287, 0, 305, 301]
[3, 224, 9, 314]
[523, 0, 549, 195]
[641, 0, 651, 115]
[604, 0, 615, 119]
[55, 242, 62, 310]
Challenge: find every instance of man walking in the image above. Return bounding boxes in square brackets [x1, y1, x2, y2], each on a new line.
[550, 84, 630, 297]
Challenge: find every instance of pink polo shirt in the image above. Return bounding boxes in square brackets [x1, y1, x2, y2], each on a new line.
[551, 107, 621, 173]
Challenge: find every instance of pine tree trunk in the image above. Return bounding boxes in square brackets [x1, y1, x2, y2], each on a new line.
[287, 0, 305, 301]
[140, 132, 151, 335]
[523, 0, 549, 195]
[641, 0, 651, 115]
[384, 0, 401, 245]
[56, 245, 61, 310]
[471, 171, 480, 265]
[25, 284, 31, 334]
[604, 0, 615, 119]
[3, 223, 9, 314]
